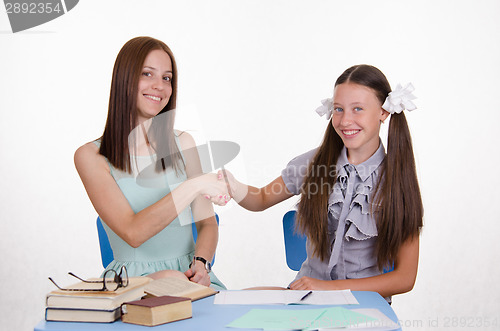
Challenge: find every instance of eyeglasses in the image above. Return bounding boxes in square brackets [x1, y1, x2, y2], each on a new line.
[48, 266, 129, 292]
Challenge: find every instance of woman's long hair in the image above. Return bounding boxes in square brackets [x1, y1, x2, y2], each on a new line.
[297, 65, 423, 270]
[99, 36, 184, 174]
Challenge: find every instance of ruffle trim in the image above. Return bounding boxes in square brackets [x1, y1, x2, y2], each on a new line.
[328, 166, 379, 241]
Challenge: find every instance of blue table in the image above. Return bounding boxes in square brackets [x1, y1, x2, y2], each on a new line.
[35, 291, 401, 330]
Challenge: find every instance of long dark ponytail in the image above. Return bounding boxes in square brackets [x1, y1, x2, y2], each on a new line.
[374, 111, 423, 270]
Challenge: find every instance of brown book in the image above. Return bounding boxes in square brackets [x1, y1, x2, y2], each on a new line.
[45, 307, 121, 323]
[144, 277, 217, 301]
[121, 296, 192, 326]
[46, 277, 150, 310]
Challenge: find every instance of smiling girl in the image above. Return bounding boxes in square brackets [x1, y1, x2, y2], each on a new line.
[74, 37, 228, 289]
[223, 64, 423, 300]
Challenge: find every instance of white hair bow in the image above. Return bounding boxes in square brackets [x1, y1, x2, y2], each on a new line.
[315, 98, 333, 120]
[382, 83, 417, 114]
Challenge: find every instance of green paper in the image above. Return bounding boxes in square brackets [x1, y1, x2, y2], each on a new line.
[226, 308, 325, 330]
[226, 307, 376, 330]
[305, 307, 377, 330]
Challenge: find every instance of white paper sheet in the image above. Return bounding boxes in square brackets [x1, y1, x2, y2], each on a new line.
[214, 290, 359, 305]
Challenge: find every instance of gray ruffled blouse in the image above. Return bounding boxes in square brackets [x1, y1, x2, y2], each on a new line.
[281, 143, 386, 283]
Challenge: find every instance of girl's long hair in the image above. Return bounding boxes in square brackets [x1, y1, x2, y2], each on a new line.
[99, 36, 184, 173]
[297, 65, 423, 270]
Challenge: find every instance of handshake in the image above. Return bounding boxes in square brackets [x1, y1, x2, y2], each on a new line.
[200, 169, 242, 207]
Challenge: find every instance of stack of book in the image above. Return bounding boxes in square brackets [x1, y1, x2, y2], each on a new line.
[45, 277, 151, 323]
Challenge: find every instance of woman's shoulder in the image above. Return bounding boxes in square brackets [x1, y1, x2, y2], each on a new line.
[75, 140, 99, 158]
[74, 140, 109, 172]
[174, 130, 196, 151]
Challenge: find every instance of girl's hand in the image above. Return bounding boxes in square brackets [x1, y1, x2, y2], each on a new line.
[184, 261, 211, 287]
[216, 169, 246, 202]
[289, 276, 335, 291]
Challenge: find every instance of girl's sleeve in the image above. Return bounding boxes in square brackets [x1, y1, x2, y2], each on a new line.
[280, 148, 318, 195]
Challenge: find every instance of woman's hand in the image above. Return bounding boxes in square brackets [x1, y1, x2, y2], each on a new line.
[184, 261, 211, 287]
[289, 276, 336, 291]
[193, 173, 231, 206]
[204, 193, 231, 206]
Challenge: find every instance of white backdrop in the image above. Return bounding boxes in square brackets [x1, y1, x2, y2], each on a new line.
[1, 1, 500, 330]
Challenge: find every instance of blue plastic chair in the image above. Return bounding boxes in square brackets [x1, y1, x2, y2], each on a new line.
[97, 214, 219, 268]
[96, 217, 114, 268]
[282, 210, 394, 273]
[282, 210, 307, 271]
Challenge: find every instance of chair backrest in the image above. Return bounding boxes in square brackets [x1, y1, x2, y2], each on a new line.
[282, 210, 395, 274]
[190, 213, 219, 242]
[282, 210, 307, 271]
[97, 214, 220, 269]
[96, 217, 114, 268]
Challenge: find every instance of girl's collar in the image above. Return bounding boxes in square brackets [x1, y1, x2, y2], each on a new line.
[337, 142, 385, 181]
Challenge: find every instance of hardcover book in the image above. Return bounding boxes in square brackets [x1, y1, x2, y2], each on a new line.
[121, 295, 192, 326]
[45, 307, 122, 323]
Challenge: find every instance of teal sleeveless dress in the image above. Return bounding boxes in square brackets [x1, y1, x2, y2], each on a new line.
[93, 137, 225, 290]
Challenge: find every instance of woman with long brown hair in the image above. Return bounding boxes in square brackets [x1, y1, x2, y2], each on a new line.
[222, 64, 423, 300]
[75, 36, 228, 289]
